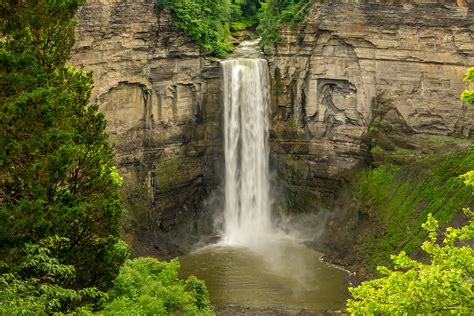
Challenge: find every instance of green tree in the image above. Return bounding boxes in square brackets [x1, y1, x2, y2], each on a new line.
[0, 236, 104, 315]
[346, 209, 474, 314]
[257, 0, 313, 46]
[257, 0, 281, 45]
[461, 67, 474, 105]
[157, 0, 235, 57]
[99, 257, 214, 315]
[0, 0, 128, 311]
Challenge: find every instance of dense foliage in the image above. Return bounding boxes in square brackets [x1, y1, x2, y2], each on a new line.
[1, 1, 214, 314]
[229, 0, 261, 32]
[157, 0, 235, 57]
[461, 67, 474, 105]
[0, 237, 104, 314]
[347, 209, 474, 314]
[257, 0, 313, 46]
[98, 257, 213, 315]
[157, 0, 314, 56]
[0, 0, 128, 312]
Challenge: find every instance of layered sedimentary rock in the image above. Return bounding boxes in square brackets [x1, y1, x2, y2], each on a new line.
[71, 0, 223, 257]
[71, 0, 474, 259]
[266, 0, 474, 212]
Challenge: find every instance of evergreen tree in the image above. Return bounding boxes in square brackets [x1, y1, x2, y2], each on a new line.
[0, 0, 128, 308]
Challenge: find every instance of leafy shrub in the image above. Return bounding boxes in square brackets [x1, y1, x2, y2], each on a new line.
[257, 0, 313, 46]
[461, 67, 474, 105]
[347, 208, 474, 314]
[157, 0, 235, 57]
[99, 257, 214, 315]
[0, 237, 104, 315]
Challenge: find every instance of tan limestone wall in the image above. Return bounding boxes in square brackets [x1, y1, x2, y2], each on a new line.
[267, 0, 474, 209]
[71, 0, 223, 257]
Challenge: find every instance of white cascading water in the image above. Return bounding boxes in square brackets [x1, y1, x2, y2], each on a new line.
[221, 57, 272, 247]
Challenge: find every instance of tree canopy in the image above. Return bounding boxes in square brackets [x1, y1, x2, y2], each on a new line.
[157, 0, 314, 56]
[99, 257, 213, 315]
[0, 1, 214, 314]
[0, 0, 128, 312]
[346, 209, 474, 314]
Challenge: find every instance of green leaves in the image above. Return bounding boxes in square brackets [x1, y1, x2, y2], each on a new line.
[99, 257, 214, 315]
[156, 0, 314, 54]
[347, 210, 474, 314]
[158, 0, 234, 57]
[461, 171, 474, 188]
[0, 237, 105, 315]
[257, 0, 313, 47]
[0, 0, 128, 312]
[461, 67, 474, 106]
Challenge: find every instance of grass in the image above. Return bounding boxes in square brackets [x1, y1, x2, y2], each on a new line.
[354, 148, 474, 269]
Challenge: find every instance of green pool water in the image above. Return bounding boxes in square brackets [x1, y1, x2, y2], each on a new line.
[179, 237, 349, 313]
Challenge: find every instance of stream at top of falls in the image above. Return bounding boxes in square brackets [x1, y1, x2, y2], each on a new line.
[179, 40, 349, 313]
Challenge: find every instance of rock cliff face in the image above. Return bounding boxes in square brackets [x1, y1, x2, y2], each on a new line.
[71, 0, 223, 257]
[266, 0, 474, 214]
[72, 0, 474, 258]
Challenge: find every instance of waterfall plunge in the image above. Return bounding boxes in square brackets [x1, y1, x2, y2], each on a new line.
[221, 58, 272, 247]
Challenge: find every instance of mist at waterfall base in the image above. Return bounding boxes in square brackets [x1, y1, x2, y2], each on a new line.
[179, 53, 349, 312]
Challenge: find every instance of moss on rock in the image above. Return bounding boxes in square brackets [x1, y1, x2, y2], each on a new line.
[353, 148, 474, 270]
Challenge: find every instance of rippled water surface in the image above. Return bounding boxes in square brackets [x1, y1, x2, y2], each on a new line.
[179, 238, 349, 312]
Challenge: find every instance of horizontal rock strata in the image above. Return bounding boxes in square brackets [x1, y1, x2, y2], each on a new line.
[267, 0, 474, 211]
[71, 0, 223, 257]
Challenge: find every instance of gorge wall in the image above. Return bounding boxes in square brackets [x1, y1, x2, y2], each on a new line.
[71, 0, 474, 258]
[71, 0, 223, 257]
[267, 0, 473, 214]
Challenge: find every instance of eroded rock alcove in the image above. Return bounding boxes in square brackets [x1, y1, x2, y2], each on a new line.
[72, 0, 474, 258]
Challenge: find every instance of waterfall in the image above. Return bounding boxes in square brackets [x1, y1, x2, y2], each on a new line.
[221, 58, 272, 247]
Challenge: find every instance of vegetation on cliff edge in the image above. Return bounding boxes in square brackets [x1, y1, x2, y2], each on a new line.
[157, 0, 314, 57]
[257, 0, 313, 47]
[157, 0, 234, 57]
